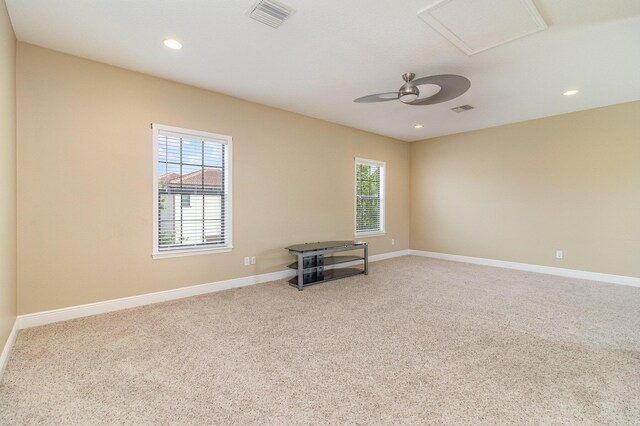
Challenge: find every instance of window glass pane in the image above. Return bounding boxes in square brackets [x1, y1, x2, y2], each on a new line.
[202, 167, 223, 192]
[204, 142, 224, 167]
[158, 163, 180, 192]
[180, 165, 203, 193]
[181, 138, 203, 166]
[164, 136, 181, 163]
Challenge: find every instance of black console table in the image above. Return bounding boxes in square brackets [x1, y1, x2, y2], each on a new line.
[285, 241, 368, 291]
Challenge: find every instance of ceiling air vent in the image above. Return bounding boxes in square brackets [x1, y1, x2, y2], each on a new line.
[247, 0, 295, 28]
[451, 104, 474, 113]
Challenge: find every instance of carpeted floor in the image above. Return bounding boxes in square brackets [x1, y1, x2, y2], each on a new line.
[1, 256, 639, 425]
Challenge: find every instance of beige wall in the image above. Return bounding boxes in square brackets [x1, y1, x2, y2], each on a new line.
[15, 42, 639, 316]
[16, 43, 410, 315]
[0, 3, 17, 347]
[410, 101, 640, 277]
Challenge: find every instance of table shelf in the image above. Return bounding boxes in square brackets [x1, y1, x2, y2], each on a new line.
[286, 255, 365, 270]
[288, 268, 365, 287]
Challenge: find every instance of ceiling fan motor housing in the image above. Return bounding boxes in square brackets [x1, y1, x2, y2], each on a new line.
[399, 83, 419, 103]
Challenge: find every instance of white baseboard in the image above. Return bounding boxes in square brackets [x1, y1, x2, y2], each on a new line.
[17, 269, 294, 329]
[17, 249, 409, 330]
[370, 249, 410, 261]
[0, 319, 18, 380]
[409, 250, 640, 288]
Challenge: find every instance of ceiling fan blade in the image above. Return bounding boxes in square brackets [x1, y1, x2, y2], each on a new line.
[354, 92, 399, 103]
[407, 74, 470, 106]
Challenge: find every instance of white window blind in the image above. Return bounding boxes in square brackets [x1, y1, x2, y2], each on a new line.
[355, 157, 385, 235]
[153, 124, 232, 257]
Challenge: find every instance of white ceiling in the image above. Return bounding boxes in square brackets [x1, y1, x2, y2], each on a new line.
[6, 0, 640, 141]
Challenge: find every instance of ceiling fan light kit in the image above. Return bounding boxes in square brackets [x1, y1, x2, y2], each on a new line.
[354, 73, 470, 106]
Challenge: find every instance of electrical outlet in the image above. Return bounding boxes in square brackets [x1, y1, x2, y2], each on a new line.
[391, 238, 395, 245]
[555, 250, 563, 259]
[244, 257, 250, 266]
[250, 256, 256, 265]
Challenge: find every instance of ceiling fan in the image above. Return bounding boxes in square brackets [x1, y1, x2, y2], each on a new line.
[354, 73, 470, 105]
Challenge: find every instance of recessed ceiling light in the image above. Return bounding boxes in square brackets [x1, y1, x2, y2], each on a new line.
[414, 124, 423, 129]
[163, 39, 182, 50]
[563, 89, 579, 96]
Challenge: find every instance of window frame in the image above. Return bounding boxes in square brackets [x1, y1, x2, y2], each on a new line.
[152, 123, 233, 259]
[354, 157, 386, 237]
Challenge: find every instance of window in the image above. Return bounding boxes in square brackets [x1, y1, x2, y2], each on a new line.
[355, 157, 385, 236]
[153, 124, 232, 258]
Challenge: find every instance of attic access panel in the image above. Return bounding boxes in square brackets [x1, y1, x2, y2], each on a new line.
[417, 0, 547, 55]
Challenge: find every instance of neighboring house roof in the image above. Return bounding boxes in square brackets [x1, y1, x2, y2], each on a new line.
[159, 169, 222, 190]
[158, 173, 180, 185]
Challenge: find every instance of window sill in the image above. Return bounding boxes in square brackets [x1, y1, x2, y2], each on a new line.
[355, 231, 386, 238]
[152, 246, 233, 259]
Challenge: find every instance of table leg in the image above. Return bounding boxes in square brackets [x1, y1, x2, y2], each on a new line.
[364, 244, 369, 275]
[297, 254, 304, 291]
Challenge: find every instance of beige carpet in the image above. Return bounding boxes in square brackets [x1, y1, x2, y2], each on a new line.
[1, 256, 639, 425]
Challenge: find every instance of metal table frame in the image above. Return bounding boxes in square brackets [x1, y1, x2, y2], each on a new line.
[286, 241, 368, 291]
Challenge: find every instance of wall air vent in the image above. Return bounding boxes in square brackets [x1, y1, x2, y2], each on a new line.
[451, 104, 474, 113]
[247, 0, 295, 28]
